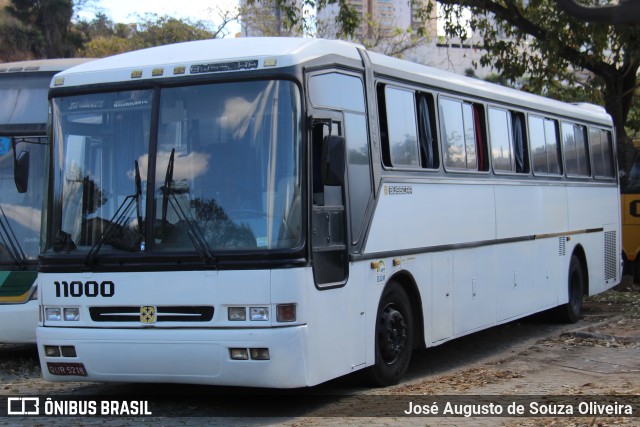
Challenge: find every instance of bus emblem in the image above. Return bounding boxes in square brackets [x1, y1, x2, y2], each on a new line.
[140, 306, 156, 324]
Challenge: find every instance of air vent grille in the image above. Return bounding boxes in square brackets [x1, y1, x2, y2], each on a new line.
[604, 231, 617, 281]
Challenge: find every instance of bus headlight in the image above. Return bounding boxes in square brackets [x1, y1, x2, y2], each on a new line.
[64, 308, 80, 321]
[250, 307, 269, 321]
[45, 307, 80, 321]
[45, 307, 62, 321]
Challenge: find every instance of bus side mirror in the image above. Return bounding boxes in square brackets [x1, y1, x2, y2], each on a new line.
[14, 147, 30, 194]
[321, 135, 345, 186]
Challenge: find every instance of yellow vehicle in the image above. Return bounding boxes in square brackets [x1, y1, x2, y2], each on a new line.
[621, 146, 640, 281]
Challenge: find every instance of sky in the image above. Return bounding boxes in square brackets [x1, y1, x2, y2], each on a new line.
[77, 0, 240, 34]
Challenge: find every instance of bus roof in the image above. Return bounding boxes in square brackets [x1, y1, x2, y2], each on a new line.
[52, 37, 612, 126]
[0, 58, 93, 74]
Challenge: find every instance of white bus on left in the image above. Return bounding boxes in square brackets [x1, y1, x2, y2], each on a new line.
[0, 59, 91, 343]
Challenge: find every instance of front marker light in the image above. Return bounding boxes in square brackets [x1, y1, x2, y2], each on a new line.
[45, 307, 62, 321]
[250, 307, 269, 321]
[64, 308, 80, 321]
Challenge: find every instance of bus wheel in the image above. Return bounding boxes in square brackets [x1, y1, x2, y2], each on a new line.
[557, 255, 585, 323]
[367, 282, 414, 386]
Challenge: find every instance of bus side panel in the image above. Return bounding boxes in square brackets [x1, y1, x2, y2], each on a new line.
[430, 252, 453, 343]
[453, 247, 495, 335]
[567, 186, 621, 295]
[289, 264, 367, 385]
[365, 182, 496, 253]
[493, 184, 568, 321]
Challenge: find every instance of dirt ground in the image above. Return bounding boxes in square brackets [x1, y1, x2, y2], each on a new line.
[0, 282, 638, 426]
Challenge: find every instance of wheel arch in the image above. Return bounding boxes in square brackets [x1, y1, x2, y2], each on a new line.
[386, 270, 426, 350]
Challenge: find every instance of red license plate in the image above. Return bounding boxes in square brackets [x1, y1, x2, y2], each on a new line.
[47, 362, 88, 376]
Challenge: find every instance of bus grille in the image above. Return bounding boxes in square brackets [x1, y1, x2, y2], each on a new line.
[604, 231, 617, 281]
[89, 306, 214, 322]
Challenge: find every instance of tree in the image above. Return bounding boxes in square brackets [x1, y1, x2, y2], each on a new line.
[267, 0, 638, 169]
[4, 0, 82, 58]
[315, 13, 430, 58]
[433, 0, 639, 168]
[76, 9, 239, 57]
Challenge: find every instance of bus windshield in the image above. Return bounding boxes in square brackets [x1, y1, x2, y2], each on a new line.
[48, 80, 302, 258]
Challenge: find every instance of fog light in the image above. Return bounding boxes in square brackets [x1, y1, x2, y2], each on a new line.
[45, 307, 62, 321]
[250, 307, 269, 321]
[276, 304, 296, 322]
[44, 346, 60, 357]
[229, 348, 249, 360]
[60, 346, 77, 357]
[64, 308, 80, 321]
[228, 307, 246, 321]
[250, 348, 270, 360]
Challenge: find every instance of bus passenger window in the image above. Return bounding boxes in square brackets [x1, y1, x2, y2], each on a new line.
[378, 85, 420, 169]
[440, 97, 487, 172]
[489, 108, 528, 174]
[589, 128, 615, 178]
[529, 116, 562, 176]
[562, 123, 590, 177]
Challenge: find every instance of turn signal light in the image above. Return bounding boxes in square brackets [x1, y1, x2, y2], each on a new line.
[276, 304, 296, 322]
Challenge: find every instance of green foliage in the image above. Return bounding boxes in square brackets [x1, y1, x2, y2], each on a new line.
[4, 0, 81, 58]
[432, 0, 638, 166]
[76, 13, 217, 58]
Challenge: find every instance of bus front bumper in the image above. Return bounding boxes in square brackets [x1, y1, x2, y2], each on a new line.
[37, 325, 310, 388]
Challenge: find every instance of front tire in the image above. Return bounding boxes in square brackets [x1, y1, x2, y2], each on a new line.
[367, 282, 414, 386]
[557, 255, 585, 323]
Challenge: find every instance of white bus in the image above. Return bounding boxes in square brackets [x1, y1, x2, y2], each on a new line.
[36, 38, 620, 387]
[0, 58, 91, 343]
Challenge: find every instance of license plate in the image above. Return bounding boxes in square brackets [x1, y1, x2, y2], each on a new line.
[47, 362, 88, 376]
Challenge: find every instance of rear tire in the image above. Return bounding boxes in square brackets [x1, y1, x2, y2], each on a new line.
[366, 282, 414, 386]
[556, 255, 585, 323]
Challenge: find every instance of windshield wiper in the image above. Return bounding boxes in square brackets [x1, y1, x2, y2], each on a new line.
[0, 204, 28, 269]
[84, 161, 144, 267]
[160, 148, 215, 263]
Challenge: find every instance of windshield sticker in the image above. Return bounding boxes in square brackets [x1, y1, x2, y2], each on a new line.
[0, 137, 10, 156]
[376, 260, 386, 283]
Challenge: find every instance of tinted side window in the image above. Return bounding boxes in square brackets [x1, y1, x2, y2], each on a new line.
[308, 73, 365, 113]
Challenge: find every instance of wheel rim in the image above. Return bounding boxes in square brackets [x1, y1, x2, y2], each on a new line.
[377, 304, 407, 365]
